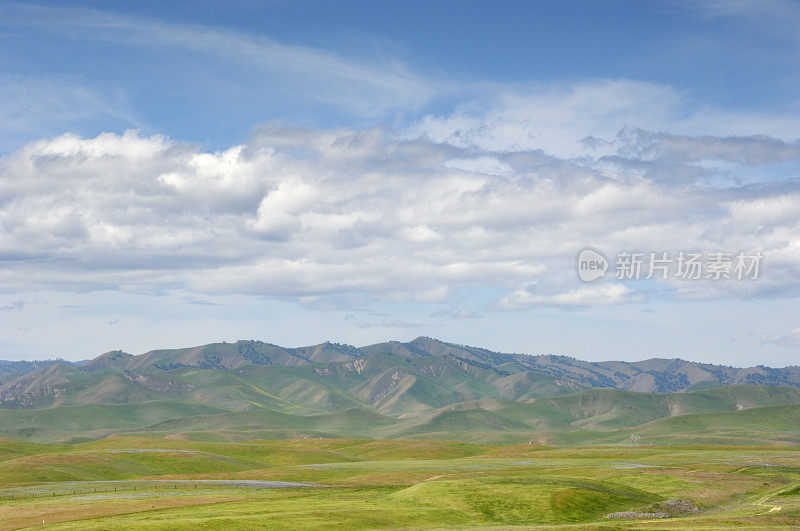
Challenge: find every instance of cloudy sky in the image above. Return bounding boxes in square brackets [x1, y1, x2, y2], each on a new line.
[1, 0, 800, 365]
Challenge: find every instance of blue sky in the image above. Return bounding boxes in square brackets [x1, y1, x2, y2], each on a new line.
[1, 0, 800, 365]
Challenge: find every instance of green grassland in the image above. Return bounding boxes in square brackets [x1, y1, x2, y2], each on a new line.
[1, 437, 800, 529]
[4, 345, 800, 529]
[4, 385, 800, 446]
[2, 390, 800, 529]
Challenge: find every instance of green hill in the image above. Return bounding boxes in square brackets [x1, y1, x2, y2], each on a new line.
[3, 338, 800, 444]
[2, 384, 798, 445]
[635, 403, 800, 444]
[0, 401, 225, 442]
[6, 337, 800, 414]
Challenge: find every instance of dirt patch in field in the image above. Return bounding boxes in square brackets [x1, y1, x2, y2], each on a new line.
[0, 493, 248, 530]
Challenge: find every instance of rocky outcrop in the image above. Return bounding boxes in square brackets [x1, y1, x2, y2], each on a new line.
[0, 383, 64, 407]
[122, 372, 195, 394]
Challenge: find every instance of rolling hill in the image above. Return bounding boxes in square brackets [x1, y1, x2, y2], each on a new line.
[1, 337, 800, 444]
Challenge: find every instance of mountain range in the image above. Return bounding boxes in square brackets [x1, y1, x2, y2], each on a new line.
[1, 337, 799, 444]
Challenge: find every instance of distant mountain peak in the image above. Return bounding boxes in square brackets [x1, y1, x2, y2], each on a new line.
[2, 337, 800, 417]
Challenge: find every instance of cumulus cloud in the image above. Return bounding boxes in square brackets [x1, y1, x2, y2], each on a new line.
[498, 283, 643, 309]
[609, 128, 800, 166]
[409, 80, 680, 158]
[409, 79, 800, 159]
[1, 111, 799, 310]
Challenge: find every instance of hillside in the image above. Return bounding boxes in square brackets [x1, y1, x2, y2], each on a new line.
[2, 338, 799, 412]
[0, 359, 83, 380]
[2, 338, 800, 444]
[2, 385, 800, 444]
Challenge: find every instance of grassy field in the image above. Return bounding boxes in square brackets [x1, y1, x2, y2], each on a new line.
[0, 436, 799, 529]
[5, 385, 800, 446]
[2, 383, 800, 528]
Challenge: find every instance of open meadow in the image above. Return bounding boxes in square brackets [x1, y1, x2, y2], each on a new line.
[0, 436, 799, 529]
[3, 342, 800, 528]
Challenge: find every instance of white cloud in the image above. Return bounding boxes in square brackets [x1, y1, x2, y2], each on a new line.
[498, 283, 642, 309]
[610, 128, 800, 166]
[399, 225, 442, 243]
[409, 79, 800, 159]
[2, 83, 800, 310]
[409, 80, 682, 158]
